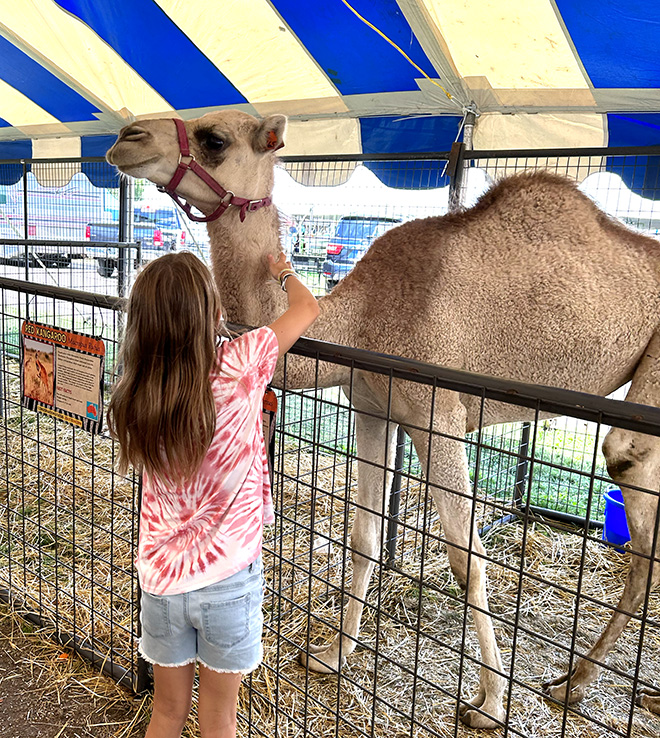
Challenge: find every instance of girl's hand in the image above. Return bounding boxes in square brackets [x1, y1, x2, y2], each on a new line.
[267, 252, 292, 281]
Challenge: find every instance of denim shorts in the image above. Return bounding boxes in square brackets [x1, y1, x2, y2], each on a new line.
[139, 557, 264, 673]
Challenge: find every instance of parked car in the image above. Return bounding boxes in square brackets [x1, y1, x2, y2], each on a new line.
[85, 202, 186, 277]
[322, 215, 402, 291]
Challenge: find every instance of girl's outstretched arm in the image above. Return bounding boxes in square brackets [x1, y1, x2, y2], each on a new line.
[267, 253, 320, 357]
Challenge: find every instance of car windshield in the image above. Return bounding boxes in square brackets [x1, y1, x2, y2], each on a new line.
[334, 218, 398, 240]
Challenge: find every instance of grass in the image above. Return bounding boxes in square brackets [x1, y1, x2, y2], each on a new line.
[279, 388, 612, 523]
[3, 311, 614, 528]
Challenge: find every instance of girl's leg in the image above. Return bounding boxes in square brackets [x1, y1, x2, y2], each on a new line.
[145, 663, 196, 738]
[197, 664, 243, 738]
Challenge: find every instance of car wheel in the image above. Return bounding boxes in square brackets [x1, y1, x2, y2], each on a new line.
[325, 279, 338, 293]
[97, 262, 116, 278]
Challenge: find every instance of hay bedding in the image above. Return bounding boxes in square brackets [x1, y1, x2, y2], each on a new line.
[257, 448, 660, 738]
[0, 369, 658, 737]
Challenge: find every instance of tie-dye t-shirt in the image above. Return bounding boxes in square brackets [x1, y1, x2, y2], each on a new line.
[136, 326, 279, 596]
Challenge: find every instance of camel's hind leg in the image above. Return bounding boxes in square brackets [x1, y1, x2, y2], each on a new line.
[300, 393, 397, 673]
[405, 399, 506, 730]
[544, 333, 660, 712]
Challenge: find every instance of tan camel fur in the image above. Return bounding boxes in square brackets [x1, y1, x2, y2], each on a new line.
[107, 110, 660, 729]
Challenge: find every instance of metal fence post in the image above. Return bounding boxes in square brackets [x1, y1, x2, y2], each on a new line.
[386, 426, 407, 565]
[117, 176, 134, 299]
[22, 160, 29, 281]
[514, 422, 532, 510]
[447, 108, 476, 213]
[447, 142, 466, 214]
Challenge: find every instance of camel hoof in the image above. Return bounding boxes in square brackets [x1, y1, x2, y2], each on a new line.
[299, 646, 344, 674]
[542, 673, 586, 705]
[458, 705, 504, 730]
[458, 694, 504, 730]
[636, 687, 660, 714]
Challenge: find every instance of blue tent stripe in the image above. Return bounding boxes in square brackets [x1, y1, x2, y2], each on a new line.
[608, 113, 660, 147]
[360, 116, 461, 188]
[55, 0, 247, 110]
[81, 135, 120, 188]
[272, 0, 437, 95]
[0, 35, 100, 122]
[605, 113, 660, 200]
[556, 0, 660, 89]
[0, 140, 31, 185]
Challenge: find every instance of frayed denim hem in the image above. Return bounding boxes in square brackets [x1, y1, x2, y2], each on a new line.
[197, 657, 262, 675]
[138, 644, 197, 669]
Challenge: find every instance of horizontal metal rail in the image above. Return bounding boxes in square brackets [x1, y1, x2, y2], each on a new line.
[0, 276, 125, 310]
[279, 145, 660, 164]
[271, 332, 660, 437]
[2, 279, 657, 437]
[0, 238, 139, 249]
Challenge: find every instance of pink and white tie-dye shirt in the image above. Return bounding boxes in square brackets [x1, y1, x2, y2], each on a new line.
[136, 326, 279, 596]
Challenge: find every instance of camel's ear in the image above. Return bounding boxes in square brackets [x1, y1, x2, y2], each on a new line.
[255, 114, 286, 153]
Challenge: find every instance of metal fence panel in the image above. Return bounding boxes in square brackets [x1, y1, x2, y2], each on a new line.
[0, 147, 659, 737]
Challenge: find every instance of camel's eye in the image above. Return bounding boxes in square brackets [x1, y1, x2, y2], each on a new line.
[204, 134, 225, 151]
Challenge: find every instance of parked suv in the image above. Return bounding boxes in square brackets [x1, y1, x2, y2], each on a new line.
[322, 216, 402, 291]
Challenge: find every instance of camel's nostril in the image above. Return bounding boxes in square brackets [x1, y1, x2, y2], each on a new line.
[119, 125, 148, 142]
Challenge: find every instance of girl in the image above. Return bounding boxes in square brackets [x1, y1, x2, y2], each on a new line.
[107, 251, 319, 738]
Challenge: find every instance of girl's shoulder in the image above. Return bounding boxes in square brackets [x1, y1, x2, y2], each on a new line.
[214, 327, 277, 374]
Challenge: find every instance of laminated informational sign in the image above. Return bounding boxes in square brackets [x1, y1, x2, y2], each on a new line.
[21, 321, 105, 434]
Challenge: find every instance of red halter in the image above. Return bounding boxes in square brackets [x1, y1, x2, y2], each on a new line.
[157, 118, 273, 223]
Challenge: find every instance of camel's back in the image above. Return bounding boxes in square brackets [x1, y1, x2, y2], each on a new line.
[340, 171, 660, 399]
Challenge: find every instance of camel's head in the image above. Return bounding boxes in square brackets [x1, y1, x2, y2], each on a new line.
[106, 110, 286, 217]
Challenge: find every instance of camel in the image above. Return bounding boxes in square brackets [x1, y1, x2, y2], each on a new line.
[106, 110, 660, 729]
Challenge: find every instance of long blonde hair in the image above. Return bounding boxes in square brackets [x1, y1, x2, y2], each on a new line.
[107, 252, 221, 485]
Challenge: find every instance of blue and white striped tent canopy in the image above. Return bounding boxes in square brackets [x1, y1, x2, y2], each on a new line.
[0, 0, 657, 188]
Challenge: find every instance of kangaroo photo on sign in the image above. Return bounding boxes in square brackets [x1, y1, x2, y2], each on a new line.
[20, 321, 105, 434]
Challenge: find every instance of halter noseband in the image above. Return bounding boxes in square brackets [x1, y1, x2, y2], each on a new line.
[157, 118, 273, 223]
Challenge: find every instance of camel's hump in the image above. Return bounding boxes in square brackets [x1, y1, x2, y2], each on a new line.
[472, 170, 587, 214]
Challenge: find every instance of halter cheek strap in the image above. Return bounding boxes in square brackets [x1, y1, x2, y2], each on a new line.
[157, 118, 273, 223]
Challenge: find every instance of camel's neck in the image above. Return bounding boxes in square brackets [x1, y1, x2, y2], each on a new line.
[207, 208, 359, 388]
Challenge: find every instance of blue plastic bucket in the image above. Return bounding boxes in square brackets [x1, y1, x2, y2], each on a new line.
[602, 488, 631, 548]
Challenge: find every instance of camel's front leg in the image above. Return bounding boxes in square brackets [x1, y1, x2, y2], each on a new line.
[544, 333, 660, 711]
[406, 402, 506, 730]
[300, 408, 396, 673]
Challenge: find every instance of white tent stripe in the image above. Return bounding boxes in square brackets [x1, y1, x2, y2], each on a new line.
[0, 77, 60, 128]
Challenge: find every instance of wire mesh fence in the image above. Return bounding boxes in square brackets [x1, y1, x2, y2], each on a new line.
[0, 277, 659, 737]
[0, 147, 659, 736]
[1, 147, 658, 299]
[257, 342, 660, 738]
[0, 277, 144, 689]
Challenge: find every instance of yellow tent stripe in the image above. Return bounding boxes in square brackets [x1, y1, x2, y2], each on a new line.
[421, 0, 589, 90]
[0, 0, 173, 118]
[0, 78, 60, 127]
[156, 0, 341, 104]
